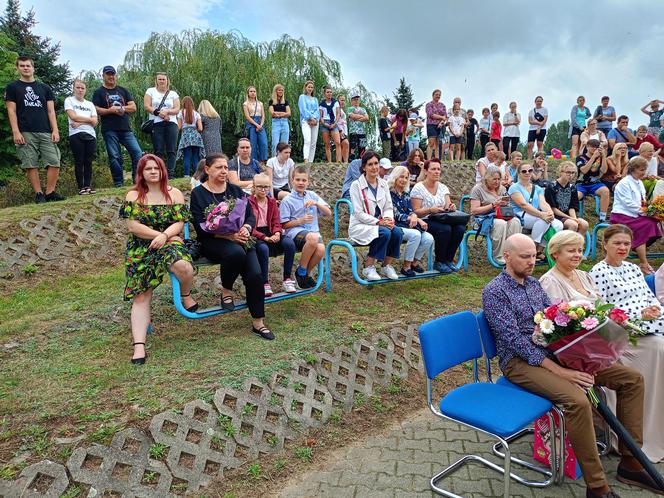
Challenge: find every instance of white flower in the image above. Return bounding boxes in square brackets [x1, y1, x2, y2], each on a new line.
[540, 319, 554, 335]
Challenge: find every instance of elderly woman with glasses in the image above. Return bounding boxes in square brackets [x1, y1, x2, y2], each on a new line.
[469, 165, 521, 264]
[508, 161, 562, 259]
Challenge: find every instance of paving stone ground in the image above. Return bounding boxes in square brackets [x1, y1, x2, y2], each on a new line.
[278, 408, 664, 498]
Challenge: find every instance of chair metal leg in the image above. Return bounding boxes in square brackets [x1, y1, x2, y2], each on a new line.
[431, 437, 513, 498]
[490, 410, 560, 487]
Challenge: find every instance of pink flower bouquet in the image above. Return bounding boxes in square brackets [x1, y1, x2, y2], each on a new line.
[201, 198, 247, 235]
[532, 300, 643, 375]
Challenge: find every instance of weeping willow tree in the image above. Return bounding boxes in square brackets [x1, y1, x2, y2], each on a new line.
[116, 30, 380, 161]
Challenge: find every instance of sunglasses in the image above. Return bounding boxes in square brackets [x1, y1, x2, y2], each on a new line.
[521, 169, 534, 174]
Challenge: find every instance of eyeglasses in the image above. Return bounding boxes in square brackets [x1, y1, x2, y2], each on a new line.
[562, 171, 575, 175]
[520, 169, 534, 174]
[254, 185, 271, 189]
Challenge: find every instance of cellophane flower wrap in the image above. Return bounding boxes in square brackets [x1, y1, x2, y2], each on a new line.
[532, 300, 644, 375]
[641, 176, 659, 200]
[640, 194, 664, 221]
[201, 198, 247, 235]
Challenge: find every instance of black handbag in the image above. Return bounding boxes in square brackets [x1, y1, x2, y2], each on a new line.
[429, 210, 471, 226]
[140, 90, 170, 134]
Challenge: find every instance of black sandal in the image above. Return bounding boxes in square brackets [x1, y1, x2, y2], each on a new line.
[181, 292, 199, 313]
[252, 326, 275, 341]
[221, 294, 235, 311]
[131, 342, 147, 365]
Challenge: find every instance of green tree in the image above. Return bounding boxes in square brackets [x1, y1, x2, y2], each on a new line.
[0, 32, 19, 182]
[0, 0, 71, 96]
[384, 77, 415, 113]
[117, 30, 378, 161]
[544, 120, 572, 155]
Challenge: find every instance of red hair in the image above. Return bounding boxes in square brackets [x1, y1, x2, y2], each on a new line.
[133, 154, 172, 204]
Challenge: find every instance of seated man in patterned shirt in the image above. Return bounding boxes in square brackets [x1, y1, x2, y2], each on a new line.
[483, 234, 656, 498]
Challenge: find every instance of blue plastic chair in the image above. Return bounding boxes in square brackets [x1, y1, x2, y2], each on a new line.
[646, 273, 656, 295]
[591, 222, 664, 260]
[419, 311, 559, 497]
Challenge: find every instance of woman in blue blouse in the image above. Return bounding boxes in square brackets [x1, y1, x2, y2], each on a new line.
[389, 165, 434, 277]
[508, 162, 562, 260]
[298, 80, 319, 163]
[569, 95, 591, 159]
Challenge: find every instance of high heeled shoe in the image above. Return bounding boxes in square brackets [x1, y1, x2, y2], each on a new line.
[131, 342, 147, 365]
[181, 291, 199, 313]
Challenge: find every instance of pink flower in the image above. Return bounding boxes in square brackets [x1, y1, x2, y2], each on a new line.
[580, 317, 600, 331]
[554, 312, 571, 326]
[557, 302, 570, 312]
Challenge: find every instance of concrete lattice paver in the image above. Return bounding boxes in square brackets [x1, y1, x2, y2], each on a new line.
[278, 408, 664, 498]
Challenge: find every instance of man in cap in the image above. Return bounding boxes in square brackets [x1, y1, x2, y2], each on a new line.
[347, 94, 369, 160]
[379, 158, 393, 179]
[92, 65, 143, 186]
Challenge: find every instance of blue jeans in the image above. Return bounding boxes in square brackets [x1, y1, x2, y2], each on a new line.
[182, 146, 200, 177]
[151, 121, 178, 178]
[255, 236, 297, 282]
[367, 226, 403, 261]
[246, 115, 268, 161]
[271, 118, 290, 155]
[103, 130, 143, 186]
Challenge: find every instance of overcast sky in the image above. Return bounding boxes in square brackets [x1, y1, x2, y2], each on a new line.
[20, 0, 664, 127]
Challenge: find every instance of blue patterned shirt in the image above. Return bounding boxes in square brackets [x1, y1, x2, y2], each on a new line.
[482, 271, 552, 372]
[390, 190, 415, 226]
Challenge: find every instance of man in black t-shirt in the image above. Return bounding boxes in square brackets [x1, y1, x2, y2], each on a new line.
[575, 138, 610, 221]
[4, 56, 64, 203]
[92, 66, 143, 186]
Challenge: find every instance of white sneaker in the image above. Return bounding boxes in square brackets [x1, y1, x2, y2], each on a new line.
[283, 278, 297, 293]
[362, 265, 381, 281]
[381, 264, 399, 280]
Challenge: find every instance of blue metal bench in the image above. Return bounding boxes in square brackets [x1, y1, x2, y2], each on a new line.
[324, 199, 464, 292]
[458, 195, 590, 272]
[169, 223, 324, 319]
[577, 195, 601, 218]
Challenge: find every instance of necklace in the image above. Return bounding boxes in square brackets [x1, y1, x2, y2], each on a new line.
[554, 267, 591, 296]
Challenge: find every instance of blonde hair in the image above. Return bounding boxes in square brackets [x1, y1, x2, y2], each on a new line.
[154, 72, 169, 89]
[197, 99, 219, 118]
[558, 160, 576, 173]
[481, 165, 503, 189]
[302, 80, 315, 96]
[388, 166, 409, 191]
[639, 142, 655, 154]
[510, 151, 522, 160]
[243, 86, 260, 107]
[609, 142, 628, 172]
[548, 230, 585, 259]
[271, 84, 285, 105]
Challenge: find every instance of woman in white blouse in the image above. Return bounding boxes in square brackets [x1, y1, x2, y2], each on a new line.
[348, 151, 404, 281]
[410, 158, 465, 274]
[144, 73, 180, 178]
[540, 230, 664, 464]
[610, 156, 661, 274]
[587, 224, 664, 463]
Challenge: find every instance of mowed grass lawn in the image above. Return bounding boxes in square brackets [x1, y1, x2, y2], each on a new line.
[0, 259, 496, 477]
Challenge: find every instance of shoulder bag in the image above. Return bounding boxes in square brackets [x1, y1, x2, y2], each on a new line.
[429, 210, 470, 226]
[141, 90, 170, 134]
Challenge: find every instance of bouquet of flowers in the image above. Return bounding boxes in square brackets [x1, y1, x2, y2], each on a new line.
[642, 176, 659, 200]
[531, 300, 664, 490]
[640, 194, 664, 221]
[532, 299, 644, 374]
[201, 198, 255, 249]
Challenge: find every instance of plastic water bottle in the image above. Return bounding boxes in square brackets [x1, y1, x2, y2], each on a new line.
[303, 206, 315, 230]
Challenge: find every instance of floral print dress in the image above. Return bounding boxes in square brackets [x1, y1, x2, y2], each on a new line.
[119, 201, 192, 300]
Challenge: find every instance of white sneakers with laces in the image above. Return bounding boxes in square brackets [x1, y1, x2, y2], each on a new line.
[362, 265, 381, 281]
[381, 264, 399, 280]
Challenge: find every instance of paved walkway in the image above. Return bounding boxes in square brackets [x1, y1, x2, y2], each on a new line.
[278, 408, 663, 498]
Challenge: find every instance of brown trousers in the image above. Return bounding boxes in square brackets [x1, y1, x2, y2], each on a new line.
[503, 358, 644, 488]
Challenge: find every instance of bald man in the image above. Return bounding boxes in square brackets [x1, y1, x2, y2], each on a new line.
[483, 234, 655, 498]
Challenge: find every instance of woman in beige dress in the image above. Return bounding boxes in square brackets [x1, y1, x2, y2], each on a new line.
[540, 229, 664, 463]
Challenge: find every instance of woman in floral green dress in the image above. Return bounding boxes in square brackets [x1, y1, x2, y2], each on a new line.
[120, 154, 196, 364]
